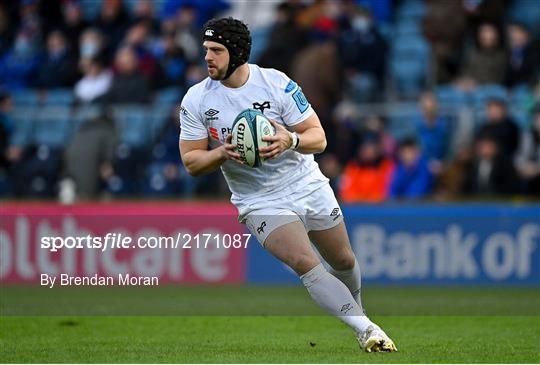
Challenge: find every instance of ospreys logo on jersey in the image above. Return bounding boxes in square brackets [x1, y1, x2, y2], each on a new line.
[252, 101, 271, 113]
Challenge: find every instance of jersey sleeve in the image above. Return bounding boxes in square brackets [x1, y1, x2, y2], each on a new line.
[277, 72, 314, 127]
[179, 89, 208, 141]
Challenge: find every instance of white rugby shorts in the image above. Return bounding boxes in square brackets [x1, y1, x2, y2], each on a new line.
[237, 183, 344, 246]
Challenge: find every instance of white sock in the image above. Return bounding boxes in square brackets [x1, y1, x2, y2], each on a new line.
[329, 260, 363, 309]
[300, 263, 374, 335]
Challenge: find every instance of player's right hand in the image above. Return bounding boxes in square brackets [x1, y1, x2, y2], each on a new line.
[221, 134, 244, 165]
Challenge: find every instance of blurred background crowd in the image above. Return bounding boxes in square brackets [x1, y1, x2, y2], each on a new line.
[0, 0, 539, 203]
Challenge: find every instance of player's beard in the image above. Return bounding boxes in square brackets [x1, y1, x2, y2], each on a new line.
[208, 64, 227, 80]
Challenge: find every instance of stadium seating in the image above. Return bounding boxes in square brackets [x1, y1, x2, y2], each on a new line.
[142, 162, 180, 196]
[10, 109, 36, 147]
[31, 108, 72, 148]
[471, 84, 509, 109]
[149, 106, 173, 141]
[154, 87, 183, 106]
[395, 0, 426, 21]
[434, 85, 470, 108]
[113, 106, 153, 148]
[72, 105, 104, 131]
[509, 0, 540, 35]
[390, 35, 430, 97]
[2, 0, 538, 200]
[108, 143, 146, 195]
[44, 89, 75, 106]
[10, 89, 40, 107]
[393, 19, 422, 37]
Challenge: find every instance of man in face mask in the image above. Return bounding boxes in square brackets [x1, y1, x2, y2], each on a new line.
[79, 28, 106, 62]
[338, 7, 387, 101]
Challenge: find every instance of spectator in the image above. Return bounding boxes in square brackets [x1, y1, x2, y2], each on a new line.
[476, 98, 520, 158]
[415, 91, 449, 172]
[355, 0, 392, 24]
[257, 1, 309, 75]
[74, 56, 112, 104]
[515, 106, 540, 195]
[422, 0, 467, 84]
[132, 0, 160, 35]
[339, 133, 394, 203]
[0, 32, 41, 89]
[154, 32, 187, 89]
[35, 30, 79, 88]
[389, 138, 434, 199]
[16, 0, 42, 45]
[363, 114, 396, 157]
[339, 6, 387, 100]
[79, 28, 105, 58]
[458, 23, 507, 88]
[79, 28, 111, 71]
[462, 132, 518, 196]
[505, 23, 540, 87]
[61, 0, 89, 54]
[324, 102, 362, 165]
[123, 21, 158, 81]
[106, 46, 151, 104]
[171, 4, 203, 63]
[291, 41, 341, 123]
[95, 0, 130, 48]
[64, 109, 118, 199]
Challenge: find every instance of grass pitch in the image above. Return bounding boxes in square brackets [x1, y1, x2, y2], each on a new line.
[1, 286, 539, 363]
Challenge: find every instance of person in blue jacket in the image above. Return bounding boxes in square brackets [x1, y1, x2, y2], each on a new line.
[389, 138, 434, 199]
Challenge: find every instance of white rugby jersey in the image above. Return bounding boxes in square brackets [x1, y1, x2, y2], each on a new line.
[179, 64, 328, 204]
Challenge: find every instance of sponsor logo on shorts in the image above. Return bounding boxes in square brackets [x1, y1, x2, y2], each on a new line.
[257, 221, 266, 235]
[331, 207, 341, 221]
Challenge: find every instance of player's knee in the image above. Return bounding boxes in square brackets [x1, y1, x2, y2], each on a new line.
[331, 254, 356, 271]
[289, 254, 319, 275]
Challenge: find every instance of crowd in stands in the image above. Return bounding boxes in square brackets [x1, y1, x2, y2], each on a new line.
[0, 0, 539, 202]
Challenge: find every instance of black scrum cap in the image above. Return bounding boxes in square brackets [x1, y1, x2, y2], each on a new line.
[203, 17, 251, 79]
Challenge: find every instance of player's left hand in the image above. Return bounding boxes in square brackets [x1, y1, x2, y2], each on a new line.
[259, 120, 293, 160]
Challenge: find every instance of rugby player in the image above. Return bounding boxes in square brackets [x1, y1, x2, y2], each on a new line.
[179, 17, 396, 353]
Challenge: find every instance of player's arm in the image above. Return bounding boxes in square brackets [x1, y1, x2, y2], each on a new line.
[179, 135, 243, 176]
[289, 112, 326, 154]
[259, 113, 326, 159]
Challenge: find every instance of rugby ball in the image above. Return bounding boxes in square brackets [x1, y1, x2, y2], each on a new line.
[231, 109, 275, 168]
